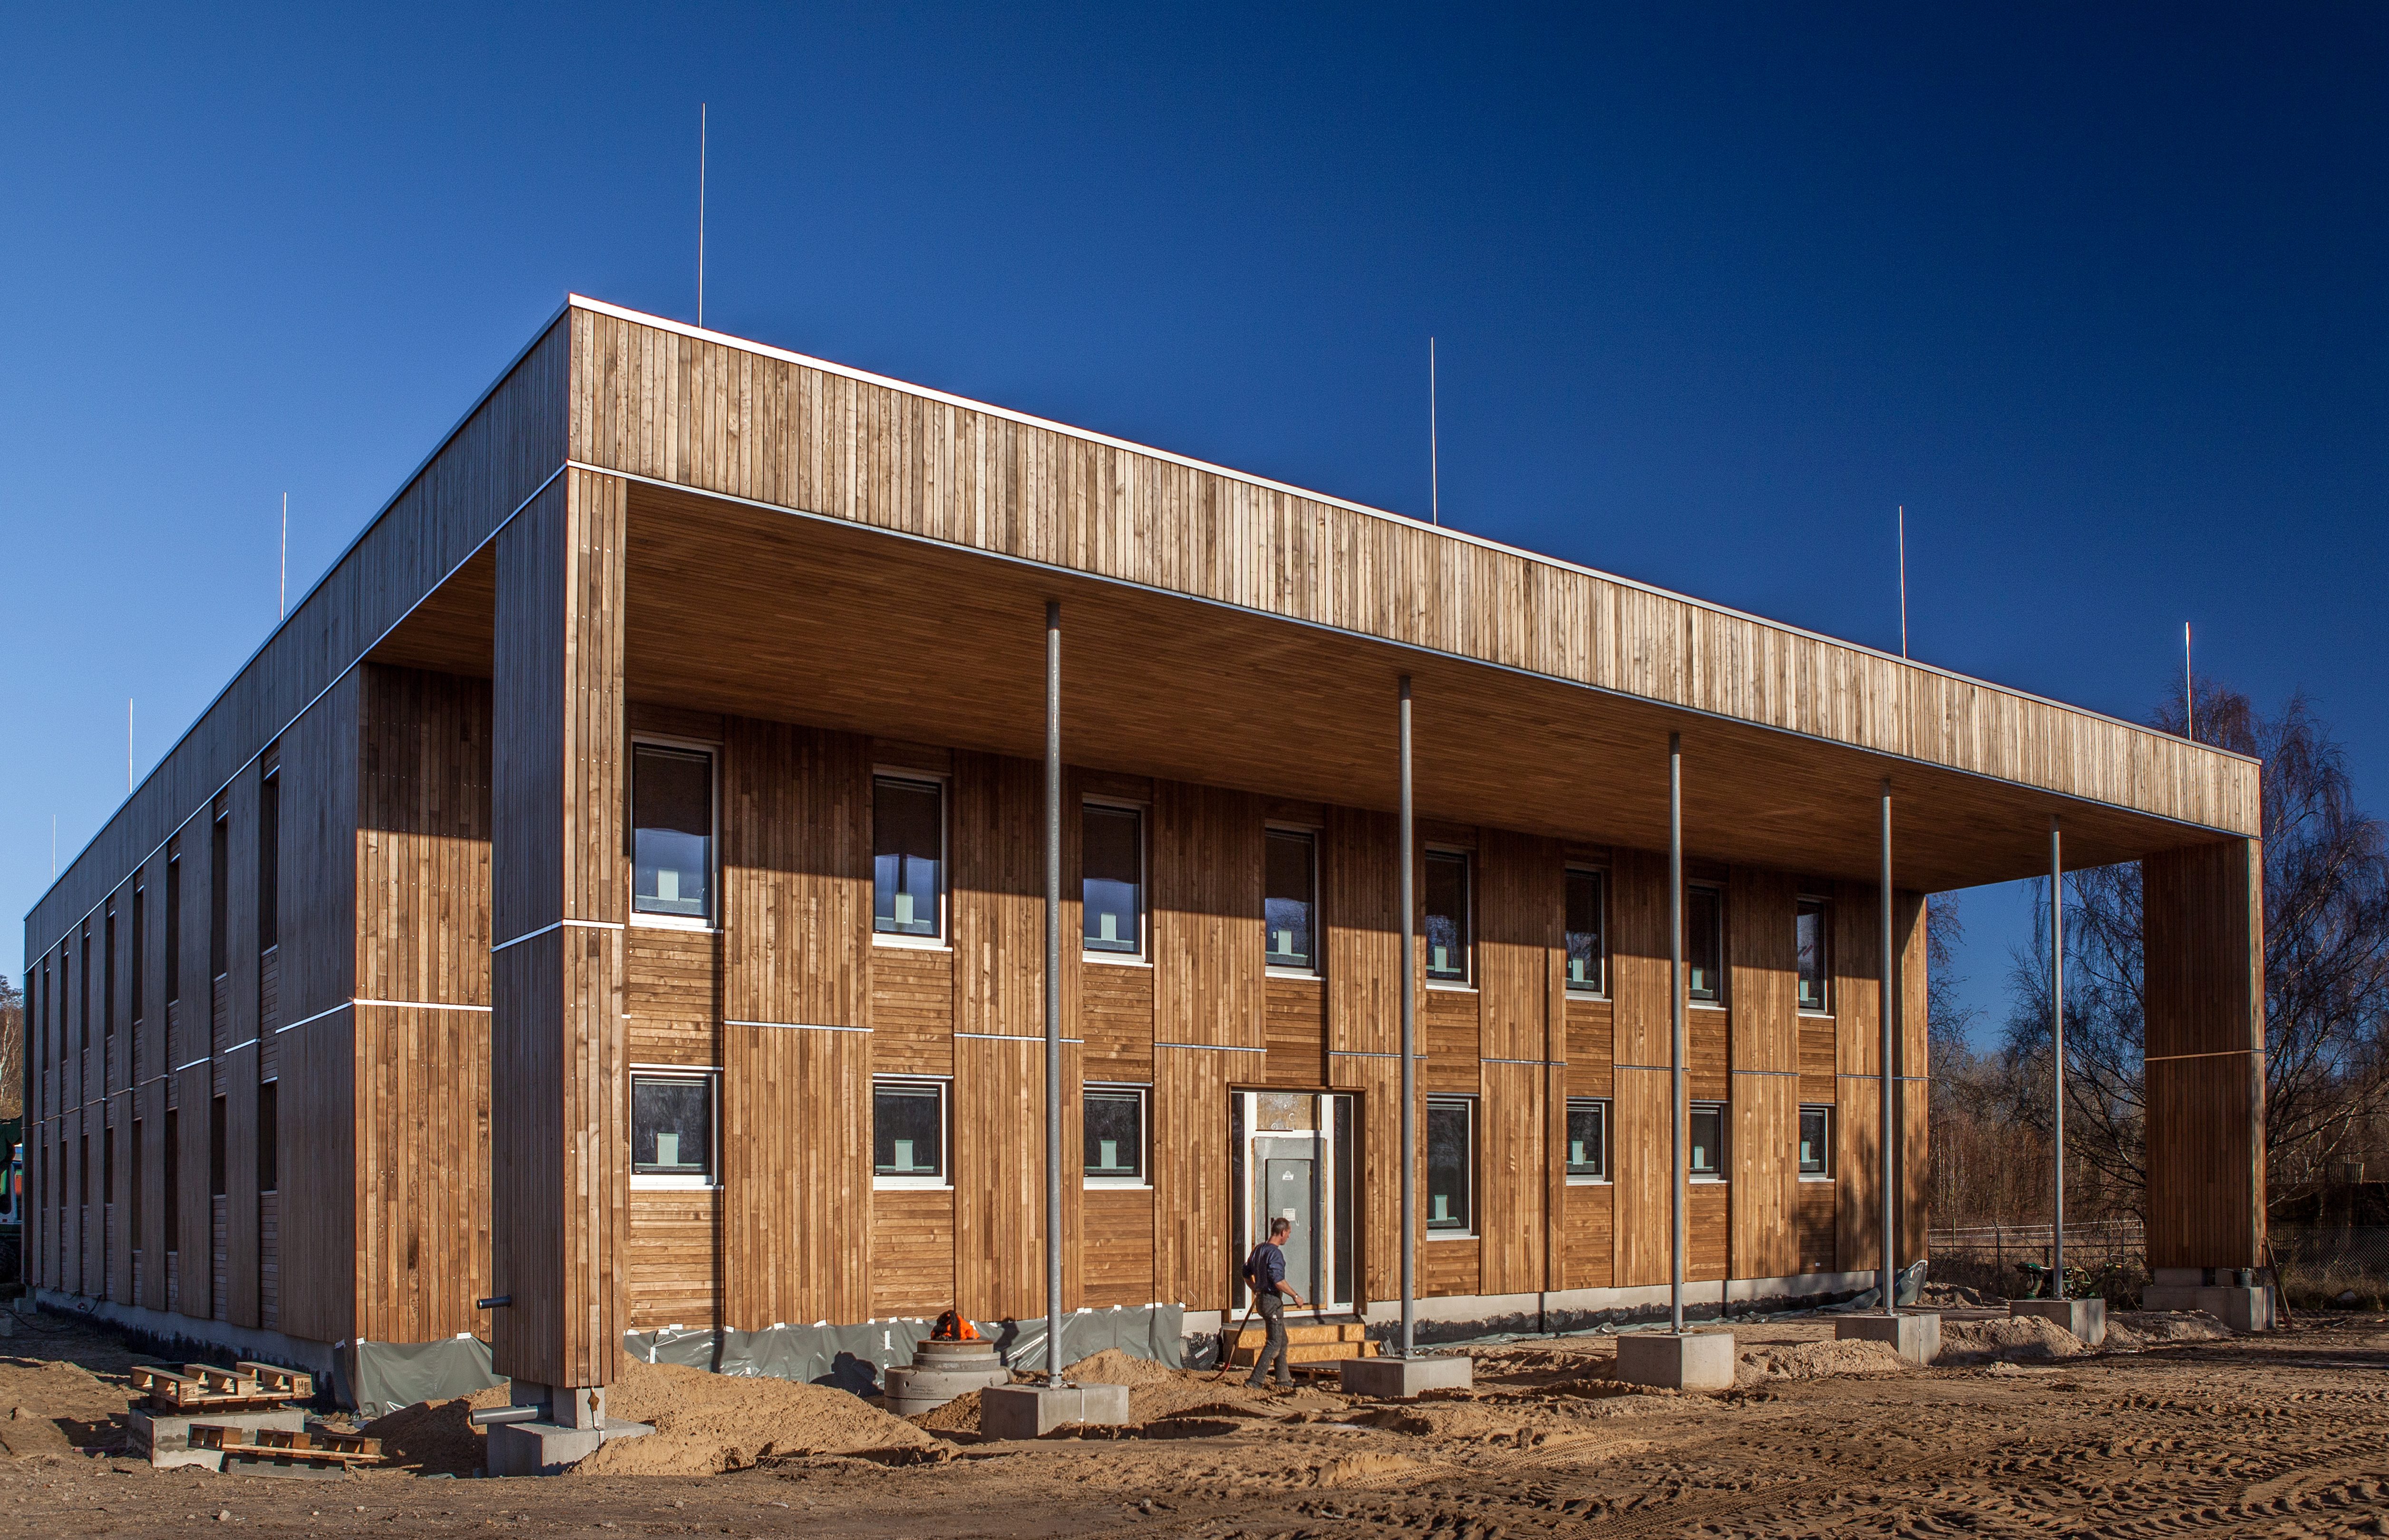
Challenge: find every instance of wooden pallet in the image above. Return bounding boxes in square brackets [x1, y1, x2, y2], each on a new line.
[189, 1425, 384, 1467]
[130, 1360, 312, 1411]
[1225, 1320, 1379, 1369]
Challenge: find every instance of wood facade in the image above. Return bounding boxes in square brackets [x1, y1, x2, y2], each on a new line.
[24, 297, 2267, 1390]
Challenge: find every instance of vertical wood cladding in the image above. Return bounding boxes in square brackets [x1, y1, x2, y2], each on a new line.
[1729, 868, 1799, 1282]
[1477, 829, 1560, 1297]
[723, 720, 871, 1029]
[1834, 879, 1885, 1275]
[1153, 782, 1264, 1051]
[492, 468, 626, 1390]
[2143, 838, 2266, 1269]
[1610, 848, 1671, 1289]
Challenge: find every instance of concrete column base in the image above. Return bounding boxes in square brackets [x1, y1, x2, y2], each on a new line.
[1335, 1356, 1473, 1399]
[1835, 1312, 1942, 1365]
[2008, 1298, 2107, 1346]
[2139, 1284, 2272, 1332]
[486, 1416, 653, 1476]
[1613, 1331, 1737, 1391]
[980, 1382, 1132, 1439]
[130, 1407, 307, 1471]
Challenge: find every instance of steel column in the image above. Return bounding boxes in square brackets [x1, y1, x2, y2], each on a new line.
[1879, 777, 1896, 1316]
[2051, 814, 2065, 1290]
[1044, 600, 1064, 1383]
[1669, 731, 1686, 1335]
[1398, 675, 1416, 1358]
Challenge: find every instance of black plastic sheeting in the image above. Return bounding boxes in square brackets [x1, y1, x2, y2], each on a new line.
[337, 1336, 506, 1416]
[621, 1304, 1184, 1394]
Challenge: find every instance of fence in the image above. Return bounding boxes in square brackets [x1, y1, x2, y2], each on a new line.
[2270, 1225, 2389, 1308]
[1927, 1220, 2146, 1273]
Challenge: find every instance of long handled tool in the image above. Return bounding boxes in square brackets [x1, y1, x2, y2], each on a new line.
[1210, 1299, 1258, 1383]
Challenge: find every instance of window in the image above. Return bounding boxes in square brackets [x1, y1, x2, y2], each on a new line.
[1796, 897, 1828, 1012]
[1566, 1097, 1609, 1182]
[104, 906, 116, 1038]
[164, 1110, 179, 1252]
[873, 776, 944, 940]
[209, 1096, 227, 1198]
[258, 1082, 279, 1192]
[1426, 1095, 1474, 1232]
[165, 853, 182, 1004]
[1686, 885, 1723, 1002]
[632, 745, 714, 921]
[1690, 1101, 1727, 1179]
[131, 886, 145, 1023]
[210, 813, 229, 978]
[1565, 868, 1605, 993]
[1083, 1085, 1147, 1183]
[258, 771, 280, 950]
[1265, 828, 1317, 971]
[79, 923, 90, 1049]
[1082, 804, 1144, 956]
[1424, 850, 1471, 985]
[874, 1078, 947, 1183]
[1799, 1105, 1831, 1178]
[129, 1120, 143, 1247]
[631, 1073, 717, 1183]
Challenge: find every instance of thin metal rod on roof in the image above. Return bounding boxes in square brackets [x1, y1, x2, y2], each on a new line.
[281, 493, 289, 620]
[1428, 339, 1439, 528]
[698, 104, 708, 329]
[127, 699, 134, 794]
[2184, 622, 2194, 740]
[1897, 505, 1908, 659]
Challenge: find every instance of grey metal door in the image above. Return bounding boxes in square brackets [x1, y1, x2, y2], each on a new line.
[1258, 1143, 1317, 1301]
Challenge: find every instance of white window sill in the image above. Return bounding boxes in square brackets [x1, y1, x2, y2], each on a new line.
[1565, 1175, 1611, 1187]
[874, 1176, 952, 1191]
[630, 915, 717, 933]
[1690, 1175, 1729, 1184]
[1799, 1174, 1835, 1184]
[1425, 1230, 1477, 1242]
[630, 1177, 719, 1191]
[873, 935, 951, 952]
[1689, 1001, 1729, 1012]
[1798, 1010, 1835, 1020]
[1083, 953, 1150, 968]
[1564, 989, 1608, 1002]
[1266, 966, 1322, 981]
[1082, 1180, 1152, 1191]
[1426, 981, 1476, 993]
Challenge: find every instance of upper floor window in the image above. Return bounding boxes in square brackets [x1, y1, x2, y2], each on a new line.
[874, 1077, 948, 1184]
[1082, 803, 1143, 957]
[874, 775, 944, 940]
[1799, 1104, 1832, 1178]
[258, 770, 281, 950]
[631, 1071, 717, 1185]
[1565, 1096, 1608, 1182]
[632, 744, 714, 922]
[1265, 828, 1316, 972]
[1427, 1095, 1475, 1231]
[1690, 1101, 1727, 1179]
[1796, 897, 1829, 1012]
[1083, 1085, 1147, 1183]
[1687, 884, 1724, 1002]
[209, 814, 229, 978]
[1425, 850, 1471, 985]
[165, 852, 182, 1004]
[1565, 868, 1605, 994]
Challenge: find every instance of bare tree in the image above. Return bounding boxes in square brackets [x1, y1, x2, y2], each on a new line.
[2003, 682, 2389, 1211]
[0, 973, 20, 1121]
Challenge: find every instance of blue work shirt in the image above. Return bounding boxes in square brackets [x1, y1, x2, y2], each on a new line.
[1244, 1241, 1287, 1296]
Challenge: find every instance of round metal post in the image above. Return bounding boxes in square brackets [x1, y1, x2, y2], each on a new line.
[1044, 600, 1064, 1385]
[1880, 778, 1896, 1316]
[1398, 675, 1416, 1358]
[2051, 814, 2065, 1293]
[1669, 732, 1685, 1336]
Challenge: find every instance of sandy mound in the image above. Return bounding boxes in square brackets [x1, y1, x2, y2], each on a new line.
[2103, 1311, 2231, 1350]
[0, 1357, 135, 1457]
[1937, 1316, 2089, 1364]
[0, 1406, 76, 1459]
[360, 1384, 512, 1475]
[1064, 1348, 1182, 1388]
[576, 1359, 934, 1475]
[1736, 1338, 1910, 1385]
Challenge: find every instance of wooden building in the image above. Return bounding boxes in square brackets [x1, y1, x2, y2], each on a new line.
[23, 297, 2266, 1396]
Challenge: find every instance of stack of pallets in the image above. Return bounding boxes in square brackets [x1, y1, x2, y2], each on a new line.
[130, 1361, 377, 1474]
[188, 1425, 386, 1472]
[130, 1360, 316, 1413]
[1224, 1319, 1379, 1375]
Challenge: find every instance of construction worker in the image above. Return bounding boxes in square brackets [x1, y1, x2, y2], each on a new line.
[1241, 1217, 1307, 1388]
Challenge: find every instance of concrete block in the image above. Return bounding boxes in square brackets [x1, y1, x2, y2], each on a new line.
[2139, 1284, 2272, 1333]
[486, 1417, 652, 1477]
[1613, 1331, 1737, 1392]
[2009, 1298, 2107, 1346]
[1835, 1312, 1942, 1365]
[1335, 1355, 1473, 1399]
[130, 1407, 308, 1471]
[979, 1382, 1132, 1439]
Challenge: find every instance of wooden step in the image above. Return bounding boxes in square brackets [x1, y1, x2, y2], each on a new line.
[1229, 1339, 1379, 1368]
[1227, 1321, 1369, 1348]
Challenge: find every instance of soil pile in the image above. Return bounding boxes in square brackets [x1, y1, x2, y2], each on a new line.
[1735, 1338, 1909, 1385]
[2103, 1311, 2231, 1350]
[576, 1359, 934, 1476]
[359, 1384, 512, 1475]
[1936, 1316, 2089, 1364]
[0, 1406, 76, 1459]
[0, 1355, 134, 1456]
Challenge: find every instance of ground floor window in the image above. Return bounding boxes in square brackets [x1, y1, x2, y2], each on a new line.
[631, 1072, 717, 1186]
[874, 1077, 949, 1185]
[1427, 1095, 1475, 1232]
[1565, 1097, 1608, 1182]
[1084, 1085, 1147, 1183]
[1690, 1101, 1727, 1179]
[1799, 1104, 1832, 1178]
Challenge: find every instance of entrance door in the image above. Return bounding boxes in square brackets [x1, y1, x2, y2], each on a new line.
[1234, 1090, 1355, 1314]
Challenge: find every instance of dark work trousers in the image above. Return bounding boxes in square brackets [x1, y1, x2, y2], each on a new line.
[1246, 1291, 1292, 1386]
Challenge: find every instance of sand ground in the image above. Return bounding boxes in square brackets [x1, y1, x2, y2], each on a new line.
[0, 1306, 2383, 1537]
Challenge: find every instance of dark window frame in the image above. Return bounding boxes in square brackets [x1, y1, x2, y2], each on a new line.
[259, 769, 281, 952]
[1082, 1083, 1149, 1184]
[631, 741, 718, 925]
[1686, 884, 1725, 1004]
[1080, 800, 1146, 959]
[1426, 1094, 1476, 1234]
[630, 1070, 719, 1184]
[1564, 867, 1606, 995]
[1565, 1096, 1609, 1182]
[1424, 849, 1473, 986]
[1264, 826, 1319, 974]
[872, 1076, 951, 1185]
[1689, 1100, 1728, 1180]
[872, 773, 948, 943]
[1798, 1104, 1832, 1179]
[1796, 895, 1830, 1014]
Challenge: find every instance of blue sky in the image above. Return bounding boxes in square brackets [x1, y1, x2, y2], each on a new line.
[6, 4, 2383, 1037]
